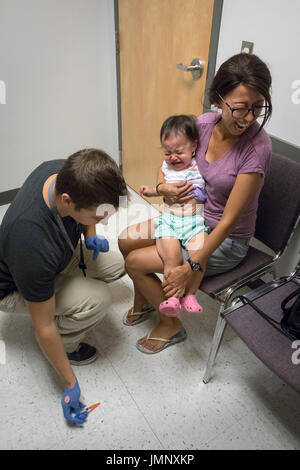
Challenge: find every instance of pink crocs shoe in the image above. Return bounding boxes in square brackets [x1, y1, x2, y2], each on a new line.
[181, 295, 203, 314]
[159, 297, 181, 317]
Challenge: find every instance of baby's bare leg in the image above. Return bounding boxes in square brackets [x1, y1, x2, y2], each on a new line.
[184, 231, 207, 295]
[156, 237, 183, 281]
[179, 231, 207, 313]
[156, 237, 183, 316]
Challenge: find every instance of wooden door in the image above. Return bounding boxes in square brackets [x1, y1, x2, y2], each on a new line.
[118, 0, 214, 200]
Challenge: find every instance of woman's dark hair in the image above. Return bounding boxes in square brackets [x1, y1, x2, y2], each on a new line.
[209, 53, 272, 131]
[160, 114, 198, 143]
[56, 148, 128, 210]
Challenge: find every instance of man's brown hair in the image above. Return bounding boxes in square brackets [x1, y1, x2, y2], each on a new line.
[56, 148, 128, 210]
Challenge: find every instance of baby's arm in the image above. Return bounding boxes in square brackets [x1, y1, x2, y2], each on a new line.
[139, 167, 166, 198]
[139, 185, 158, 197]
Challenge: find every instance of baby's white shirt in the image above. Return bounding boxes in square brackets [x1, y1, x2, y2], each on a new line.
[162, 158, 205, 188]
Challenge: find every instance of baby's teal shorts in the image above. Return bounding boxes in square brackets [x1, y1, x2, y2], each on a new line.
[154, 212, 210, 248]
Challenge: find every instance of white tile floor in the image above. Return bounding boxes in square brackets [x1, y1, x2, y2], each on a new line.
[1, 192, 300, 450]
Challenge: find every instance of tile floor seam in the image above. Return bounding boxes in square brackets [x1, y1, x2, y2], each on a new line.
[200, 419, 240, 449]
[208, 385, 300, 450]
[104, 355, 166, 450]
[8, 315, 73, 443]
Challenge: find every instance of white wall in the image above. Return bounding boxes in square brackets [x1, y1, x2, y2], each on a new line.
[0, 0, 118, 192]
[216, 0, 300, 148]
[216, 0, 300, 275]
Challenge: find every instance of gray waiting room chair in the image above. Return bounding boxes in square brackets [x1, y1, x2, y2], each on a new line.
[219, 270, 300, 392]
[200, 152, 300, 384]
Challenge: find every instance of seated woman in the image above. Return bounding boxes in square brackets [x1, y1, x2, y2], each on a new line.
[118, 52, 273, 354]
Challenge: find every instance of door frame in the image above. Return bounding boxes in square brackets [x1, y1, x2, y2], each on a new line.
[114, 0, 224, 172]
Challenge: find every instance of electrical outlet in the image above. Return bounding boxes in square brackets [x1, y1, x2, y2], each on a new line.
[241, 41, 254, 54]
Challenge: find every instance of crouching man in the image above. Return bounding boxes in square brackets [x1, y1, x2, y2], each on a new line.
[0, 148, 128, 424]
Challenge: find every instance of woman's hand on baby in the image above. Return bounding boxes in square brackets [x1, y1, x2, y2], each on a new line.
[162, 264, 192, 298]
[159, 181, 194, 205]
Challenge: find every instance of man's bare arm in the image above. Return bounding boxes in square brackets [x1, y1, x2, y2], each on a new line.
[27, 296, 76, 388]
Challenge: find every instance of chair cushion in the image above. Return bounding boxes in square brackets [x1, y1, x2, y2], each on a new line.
[225, 281, 300, 392]
[200, 246, 273, 297]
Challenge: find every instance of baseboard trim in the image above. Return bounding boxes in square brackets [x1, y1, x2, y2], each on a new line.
[0, 188, 19, 206]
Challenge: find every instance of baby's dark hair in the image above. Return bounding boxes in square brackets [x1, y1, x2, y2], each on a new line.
[160, 115, 198, 143]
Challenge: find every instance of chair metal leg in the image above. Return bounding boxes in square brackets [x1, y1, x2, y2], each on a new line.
[203, 304, 227, 384]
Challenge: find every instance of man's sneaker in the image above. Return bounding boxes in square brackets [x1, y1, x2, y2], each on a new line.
[67, 343, 98, 366]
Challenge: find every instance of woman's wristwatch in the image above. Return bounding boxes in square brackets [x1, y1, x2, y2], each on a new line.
[187, 257, 203, 272]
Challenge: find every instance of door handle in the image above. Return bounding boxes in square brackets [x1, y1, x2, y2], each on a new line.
[176, 58, 204, 79]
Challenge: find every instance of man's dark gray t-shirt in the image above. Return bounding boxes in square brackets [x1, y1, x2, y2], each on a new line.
[0, 160, 81, 302]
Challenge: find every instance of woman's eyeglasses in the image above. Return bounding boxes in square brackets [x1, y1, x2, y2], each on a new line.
[216, 92, 270, 119]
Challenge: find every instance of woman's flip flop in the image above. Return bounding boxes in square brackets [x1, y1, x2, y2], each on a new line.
[136, 328, 187, 354]
[122, 303, 155, 326]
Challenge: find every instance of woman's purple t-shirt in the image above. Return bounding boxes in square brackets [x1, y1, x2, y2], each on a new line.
[195, 112, 272, 238]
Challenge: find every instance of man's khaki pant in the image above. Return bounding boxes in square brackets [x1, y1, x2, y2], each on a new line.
[0, 245, 125, 352]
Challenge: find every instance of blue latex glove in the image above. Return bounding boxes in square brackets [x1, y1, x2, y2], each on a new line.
[61, 379, 88, 425]
[85, 235, 109, 260]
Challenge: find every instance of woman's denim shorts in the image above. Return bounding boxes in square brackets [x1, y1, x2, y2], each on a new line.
[182, 236, 250, 277]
